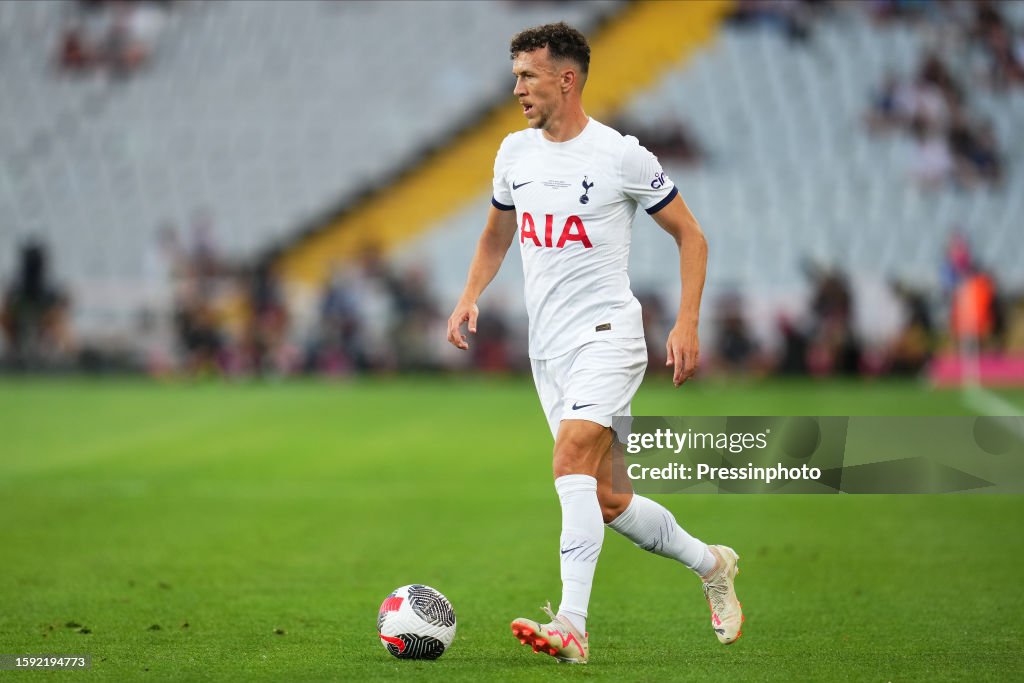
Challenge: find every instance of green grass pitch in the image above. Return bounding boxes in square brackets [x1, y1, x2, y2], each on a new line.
[1, 377, 1022, 681]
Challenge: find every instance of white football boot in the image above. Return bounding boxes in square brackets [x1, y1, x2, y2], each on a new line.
[702, 544, 744, 644]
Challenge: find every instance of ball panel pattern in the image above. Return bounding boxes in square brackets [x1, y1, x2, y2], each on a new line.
[385, 633, 447, 660]
[407, 584, 456, 627]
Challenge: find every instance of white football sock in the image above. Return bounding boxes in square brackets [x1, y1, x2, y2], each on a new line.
[555, 474, 603, 635]
[608, 495, 716, 577]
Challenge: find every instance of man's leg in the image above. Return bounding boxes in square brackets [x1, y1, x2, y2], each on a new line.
[596, 440, 745, 644]
[510, 418, 610, 664]
[550, 419, 614, 636]
[597, 440, 716, 574]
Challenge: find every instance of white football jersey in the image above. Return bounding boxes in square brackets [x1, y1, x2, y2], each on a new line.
[491, 118, 678, 359]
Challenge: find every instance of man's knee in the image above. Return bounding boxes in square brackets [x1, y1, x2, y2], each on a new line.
[552, 439, 596, 478]
[552, 421, 612, 479]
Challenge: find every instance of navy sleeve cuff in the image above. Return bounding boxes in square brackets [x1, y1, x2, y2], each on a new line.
[645, 186, 678, 215]
[491, 197, 515, 211]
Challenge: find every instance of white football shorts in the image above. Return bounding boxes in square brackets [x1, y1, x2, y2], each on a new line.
[530, 337, 647, 441]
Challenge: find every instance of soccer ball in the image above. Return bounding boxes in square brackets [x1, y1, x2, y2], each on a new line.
[377, 584, 457, 660]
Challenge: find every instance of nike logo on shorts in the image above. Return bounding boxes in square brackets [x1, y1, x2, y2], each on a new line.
[571, 402, 597, 410]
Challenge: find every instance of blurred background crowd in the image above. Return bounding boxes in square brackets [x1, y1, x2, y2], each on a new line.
[2, 0, 1023, 384]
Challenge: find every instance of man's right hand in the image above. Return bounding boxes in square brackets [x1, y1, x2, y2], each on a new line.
[447, 300, 479, 350]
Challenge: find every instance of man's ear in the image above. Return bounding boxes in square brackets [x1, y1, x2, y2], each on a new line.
[561, 68, 576, 93]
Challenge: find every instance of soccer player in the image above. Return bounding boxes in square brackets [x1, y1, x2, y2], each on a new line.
[446, 23, 743, 664]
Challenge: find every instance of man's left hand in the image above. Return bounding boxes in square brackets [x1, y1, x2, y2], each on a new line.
[665, 323, 699, 387]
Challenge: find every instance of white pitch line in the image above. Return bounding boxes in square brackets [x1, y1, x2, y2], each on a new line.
[955, 315, 1024, 436]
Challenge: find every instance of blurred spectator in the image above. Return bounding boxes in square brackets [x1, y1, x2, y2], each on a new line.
[614, 117, 705, 166]
[55, 0, 169, 78]
[307, 247, 399, 374]
[804, 262, 862, 375]
[188, 210, 226, 288]
[808, 263, 851, 324]
[173, 279, 224, 375]
[104, 2, 146, 77]
[139, 224, 184, 374]
[864, 56, 960, 137]
[156, 210, 232, 374]
[864, 11, 1012, 191]
[711, 291, 760, 374]
[726, 0, 823, 45]
[864, 0, 936, 24]
[1004, 297, 1024, 352]
[886, 280, 935, 375]
[864, 71, 913, 133]
[244, 261, 292, 376]
[58, 23, 97, 72]
[348, 247, 400, 372]
[392, 265, 443, 372]
[950, 265, 1001, 350]
[908, 118, 953, 190]
[309, 267, 360, 375]
[971, 0, 1024, 90]
[917, 53, 962, 112]
[956, 119, 1003, 186]
[774, 314, 809, 376]
[170, 213, 233, 375]
[940, 230, 973, 298]
[1, 242, 73, 369]
[471, 310, 511, 372]
[308, 250, 503, 375]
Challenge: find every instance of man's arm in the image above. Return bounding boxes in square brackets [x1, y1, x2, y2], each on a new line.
[650, 193, 708, 387]
[446, 205, 519, 350]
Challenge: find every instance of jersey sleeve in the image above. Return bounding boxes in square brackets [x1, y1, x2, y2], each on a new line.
[621, 137, 678, 215]
[491, 135, 515, 211]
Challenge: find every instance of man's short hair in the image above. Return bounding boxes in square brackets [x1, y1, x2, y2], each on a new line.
[510, 22, 590, 77]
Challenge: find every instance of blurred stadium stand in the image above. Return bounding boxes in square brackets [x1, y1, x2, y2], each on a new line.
[396, 1, 1024, 371]
[0, 0, 621, 347]
[2, 0, 1023, 379]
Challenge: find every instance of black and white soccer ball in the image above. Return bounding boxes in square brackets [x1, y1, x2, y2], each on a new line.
[377, 584, 457, 660]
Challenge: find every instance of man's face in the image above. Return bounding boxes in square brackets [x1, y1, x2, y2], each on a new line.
[512, 46, 566, 130]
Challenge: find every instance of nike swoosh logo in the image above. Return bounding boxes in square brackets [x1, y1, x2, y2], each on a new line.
[560, 545, 585, 555]
[571, 402, 596, 410]
[379, 634, 407, 652]
[512, 181, 533, 190]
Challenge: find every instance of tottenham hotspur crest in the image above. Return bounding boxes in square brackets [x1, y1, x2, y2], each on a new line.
[579, 176, 594, 204]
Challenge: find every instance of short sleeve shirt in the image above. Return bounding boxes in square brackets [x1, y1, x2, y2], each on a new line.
[491, 118, 678, 359]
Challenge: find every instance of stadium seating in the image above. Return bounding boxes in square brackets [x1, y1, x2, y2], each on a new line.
[3, 1, 1021, 354]
[398, 3, 1024, 348]
[0, 0, 621, 334]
